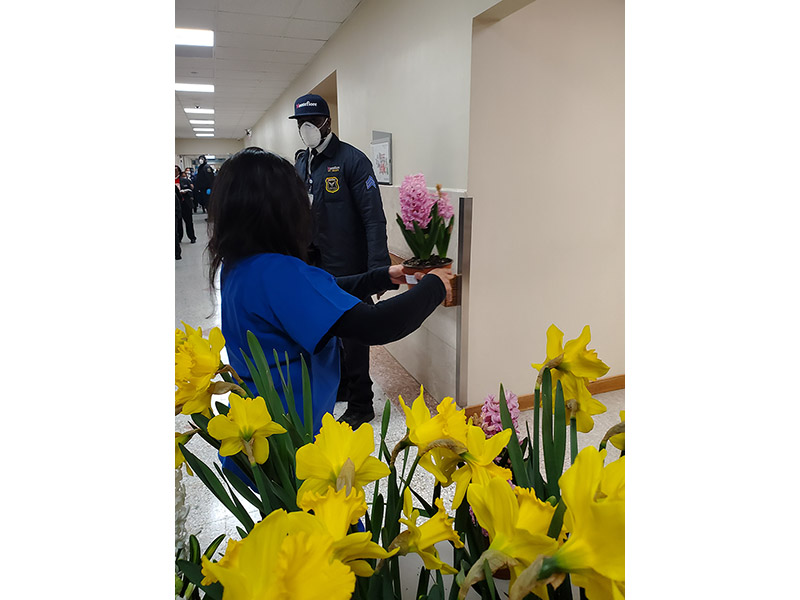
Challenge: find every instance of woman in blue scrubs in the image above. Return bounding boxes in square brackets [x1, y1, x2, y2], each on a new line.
[206, 147, 454, 434]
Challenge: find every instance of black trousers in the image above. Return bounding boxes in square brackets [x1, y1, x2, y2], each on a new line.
[175, 209, 182, 258]
[178, 194, 196, 241]
[339, 337, 374, 409]
[338, 295, 374, 410]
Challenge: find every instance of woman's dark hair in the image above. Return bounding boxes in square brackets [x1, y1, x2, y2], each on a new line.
[206, 147, 311, 291]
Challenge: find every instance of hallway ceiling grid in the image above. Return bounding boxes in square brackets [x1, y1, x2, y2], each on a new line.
[175, 0, 361, 140]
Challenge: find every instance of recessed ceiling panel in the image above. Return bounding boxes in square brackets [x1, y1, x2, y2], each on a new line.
[175, 0, 361, 140]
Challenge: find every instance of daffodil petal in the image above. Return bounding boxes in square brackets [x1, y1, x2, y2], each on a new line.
[252, 436, 270, 464]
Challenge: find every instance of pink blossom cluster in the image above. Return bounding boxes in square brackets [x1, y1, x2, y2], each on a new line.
[479, 389, 520, 437]
[435, 187, 454, 221]
[399, 173, 436, 230]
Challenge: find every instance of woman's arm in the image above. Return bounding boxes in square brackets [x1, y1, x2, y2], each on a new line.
[316, 272, 449, 351]
[335, 266, 400, 300]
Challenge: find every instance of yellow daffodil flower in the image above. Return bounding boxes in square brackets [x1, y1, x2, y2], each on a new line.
[462, 478, 560, 600]
[418, 446, 464, 486]
[207, 394, 286, 465]
[609, 411, 625, 451]
[200, 538, 241, 585]
[295, 413, 390, 504]
[299, 485, 397, 576]
[546, 447, 624, 599]
[175, 322, 225, 416]
[175, 431, 196, 475]
[201, 509, 355, 600]
[451, 424, 513, 508]
[391, 487, 463, 574]
[531, 324, 610, 432]
[399, 389, 469, 452]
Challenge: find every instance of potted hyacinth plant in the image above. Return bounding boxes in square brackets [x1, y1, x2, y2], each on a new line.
[396, 173, 455, 283]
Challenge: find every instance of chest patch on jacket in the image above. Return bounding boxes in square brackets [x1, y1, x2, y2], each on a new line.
[327, 166, 340, 172]
[325, 177, 340, 193]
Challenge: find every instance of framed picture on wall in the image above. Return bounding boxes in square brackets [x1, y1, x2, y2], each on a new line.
[370, 131, 392, 185]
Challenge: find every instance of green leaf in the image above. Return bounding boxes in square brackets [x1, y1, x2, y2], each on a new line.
[179, 444, 246, 523]
[541, 370, 558, 497]
[213, 463, 255, 532]
[189, 534, 200, 564]
[570, 417, 578, 465]
[415, 567, 430, 598]
[175, 559, 223, 600]
[370, 494, 385, 543]
[248, 461, 274, 515]
[551, 380, 567, 500]
[482, 559, 497, 600]
[499, 383, 530, 487]
[221, 466, 264, 513]
[532, 387, 544, 499]
[203, 534, 226, 559]
[236, 527, 246, 539]
[381, 397, 392, 441]
[300, 354, 314, 441]
[546, 498, 567, 540]
[214, 401, 229, 416]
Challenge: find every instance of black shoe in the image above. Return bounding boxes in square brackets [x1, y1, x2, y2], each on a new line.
[190, 239, 196, 243]
[338, 406, 375, 429]
[176, 256, 182, 260]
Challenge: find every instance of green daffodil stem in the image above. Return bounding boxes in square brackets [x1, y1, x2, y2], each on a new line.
[245, 443, 273, 514]
[569, 417, 578, 465]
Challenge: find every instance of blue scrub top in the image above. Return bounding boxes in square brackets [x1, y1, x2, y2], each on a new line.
[220, 253, 360, 433]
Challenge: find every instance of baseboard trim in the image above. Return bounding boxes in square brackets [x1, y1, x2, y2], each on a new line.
[464, 374, 625, 421]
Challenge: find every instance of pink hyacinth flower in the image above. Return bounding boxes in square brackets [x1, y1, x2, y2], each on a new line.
[479, 390, 520, 437]
[434, 187, 454, 221]
[399, 173, 436, 230]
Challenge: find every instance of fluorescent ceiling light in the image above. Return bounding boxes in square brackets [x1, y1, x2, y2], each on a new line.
[176, 28, 214, 47]
[175, 83, 214, 93]
[189, 119, 215, 125]
[193, 128, 214, 132]
[206, 155, 216, 159]
[184, 108, 215, 114]
[196, 133, 215, 137]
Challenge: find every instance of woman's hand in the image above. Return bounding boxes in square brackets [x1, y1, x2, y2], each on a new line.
[418, 267, 456, 304]
[388, 264, 407, 285]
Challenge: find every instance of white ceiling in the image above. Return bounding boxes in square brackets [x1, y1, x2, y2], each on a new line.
[175, 0, 361, 140]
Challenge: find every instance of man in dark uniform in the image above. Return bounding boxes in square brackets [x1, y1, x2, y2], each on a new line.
[290, 93, 393, 429]
[194, 155, 215, 213]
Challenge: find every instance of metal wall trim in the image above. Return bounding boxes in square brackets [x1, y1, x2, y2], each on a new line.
[455, 196, 473, 407]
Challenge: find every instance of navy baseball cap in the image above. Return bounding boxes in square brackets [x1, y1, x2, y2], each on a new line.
[289, 94, 330, 119]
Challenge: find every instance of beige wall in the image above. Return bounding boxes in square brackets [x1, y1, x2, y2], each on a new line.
[464, 0, 625, 405]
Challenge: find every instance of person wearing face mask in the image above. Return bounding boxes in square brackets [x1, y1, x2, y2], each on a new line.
[290, 93, 392, 429]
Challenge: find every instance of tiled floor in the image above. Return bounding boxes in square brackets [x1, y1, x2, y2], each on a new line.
[175, 210, 624, 598]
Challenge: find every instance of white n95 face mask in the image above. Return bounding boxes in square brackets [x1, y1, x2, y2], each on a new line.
[299, 121, 325, 148]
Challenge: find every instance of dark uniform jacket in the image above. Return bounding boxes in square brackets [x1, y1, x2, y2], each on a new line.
[194, 163, 215, 201]
[295, 134, 391, 277]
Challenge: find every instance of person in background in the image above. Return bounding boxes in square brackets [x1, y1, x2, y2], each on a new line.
[175, 174, 183, 261]
[290, 93, 391, 429]
[175, 165, 196, 244]
[206, 147, 454, 437]
[194, 155, 216, 214]
[183, 167, 198, 213]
